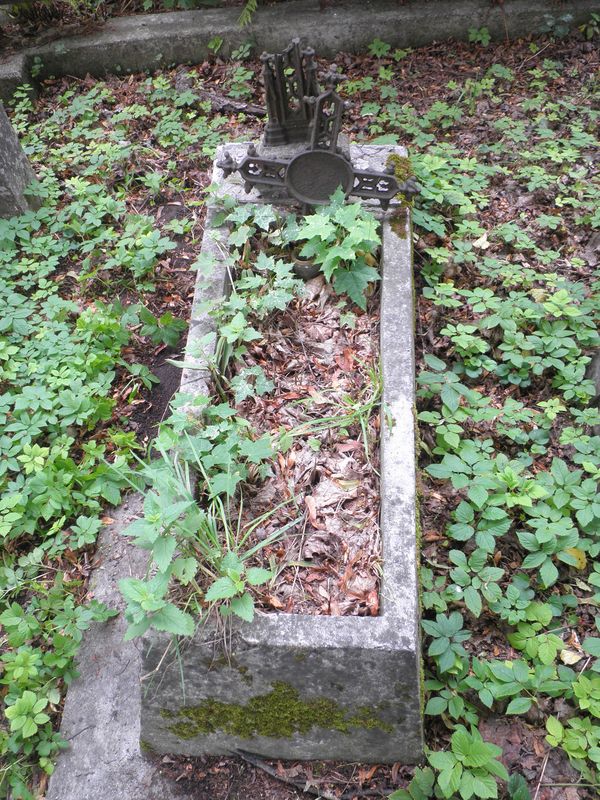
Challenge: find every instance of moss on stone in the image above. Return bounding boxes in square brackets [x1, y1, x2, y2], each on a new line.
[387, 153, 413, 183]
[386, 153, 416, 222]
[389, 207, 409, 238]
[163, 681, 393, 740]
[293, 652, 307, 662]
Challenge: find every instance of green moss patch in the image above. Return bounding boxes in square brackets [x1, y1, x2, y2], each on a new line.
[161, 681, 393, 740]
[386, 152, 415, 225]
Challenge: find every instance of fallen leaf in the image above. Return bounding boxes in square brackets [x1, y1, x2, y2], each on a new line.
[532, 737, 546, 757]
[303, 534, 331, 558]
[336, 479, 360, 491]
[366, 590, 379, 615]
[564, 547, 587, 570]
[560, 649, 583, 665]
[358, 765, 378, 783]
[304, 495, 322, 528]
[337, 440, 362, 452]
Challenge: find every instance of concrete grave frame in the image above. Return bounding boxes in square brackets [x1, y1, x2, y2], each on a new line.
[139, 142, 423, 763]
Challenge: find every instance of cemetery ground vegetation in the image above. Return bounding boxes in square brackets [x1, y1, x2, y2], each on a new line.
[118, 190, 384, 632]
[0, 20, 598, 800]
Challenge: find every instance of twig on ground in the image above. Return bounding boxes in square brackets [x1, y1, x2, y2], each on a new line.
[234, 749, 339, 799]
[517, 42, 552, 70]
[199, 90, 266, 118]
[234, 750, 395, 800]
[533, 751, 550, 800]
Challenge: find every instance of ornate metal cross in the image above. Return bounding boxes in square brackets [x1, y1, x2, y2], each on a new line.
[217, 39, 418, 210]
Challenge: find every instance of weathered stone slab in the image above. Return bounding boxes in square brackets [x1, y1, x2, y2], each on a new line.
[0, 54, 28, 104]
[0, 101, 40, 217]
[140, 144, 423, 763]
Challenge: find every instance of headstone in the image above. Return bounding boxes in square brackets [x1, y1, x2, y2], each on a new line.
[0, 101, 40, 218]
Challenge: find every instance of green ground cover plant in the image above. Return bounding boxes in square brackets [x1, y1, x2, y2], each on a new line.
[0, 70, 237, 798]
[1, 21, 598, 800]
[354, 35, 599, 800]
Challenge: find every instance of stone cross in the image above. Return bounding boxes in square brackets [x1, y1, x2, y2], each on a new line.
[0, 102, 40, 218]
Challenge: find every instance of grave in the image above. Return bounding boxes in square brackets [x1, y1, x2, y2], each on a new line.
[0, 102, 40, 218]
[139, 40, 423, 763]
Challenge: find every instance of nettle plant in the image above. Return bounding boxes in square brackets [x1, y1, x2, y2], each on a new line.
[118, 395, 289, 636]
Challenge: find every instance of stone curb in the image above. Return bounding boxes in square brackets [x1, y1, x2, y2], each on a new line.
[1, 0, 597, 102]
[139, 142, 424, 763]
[46, 494, 183, 800]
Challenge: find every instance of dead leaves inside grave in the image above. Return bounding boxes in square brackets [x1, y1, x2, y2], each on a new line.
[234, 279, 382, 616]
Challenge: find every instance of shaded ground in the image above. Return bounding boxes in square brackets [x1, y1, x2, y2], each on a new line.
[4, 22, 598, 800]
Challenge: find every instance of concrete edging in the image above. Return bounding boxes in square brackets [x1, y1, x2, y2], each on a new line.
[1, 0, 597, 102]
[139, 142, 423, 763]
[45, 495, 182, 800]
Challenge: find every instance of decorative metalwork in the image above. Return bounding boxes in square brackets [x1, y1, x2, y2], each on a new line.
[261, 38, 319, 146]
[217, 40, 419, 210]
[306, 68, 346, 153]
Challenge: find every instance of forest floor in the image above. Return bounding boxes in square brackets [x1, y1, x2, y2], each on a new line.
[1, 22, 598, 800]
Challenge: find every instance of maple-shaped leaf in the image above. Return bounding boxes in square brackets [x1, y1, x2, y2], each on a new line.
[209, 470, 243, 497]
[320, 241, 357, 280]
[252, 204, 277, 230]
[333, 202, 361, 230]
[333, 263, 380, 310]
[239, 434, 273, 464]
[225, 205, 254, 226]
[228, 223, 253, 248]
[297, 214, 336, 242]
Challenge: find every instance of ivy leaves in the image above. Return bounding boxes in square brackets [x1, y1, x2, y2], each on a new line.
[333, 262, 380, 310]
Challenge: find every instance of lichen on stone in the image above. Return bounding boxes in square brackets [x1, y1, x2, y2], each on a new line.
[162, 681, 393, 740]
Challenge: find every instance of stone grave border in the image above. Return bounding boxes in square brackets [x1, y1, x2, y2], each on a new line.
[1, 0, 597, 103]
[139, 141, 424, 763]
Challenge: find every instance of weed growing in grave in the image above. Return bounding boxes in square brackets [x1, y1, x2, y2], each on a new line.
[117, 196, 382, 632]
[117, 398, 291, 634]
[287, 188, 381, 309]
